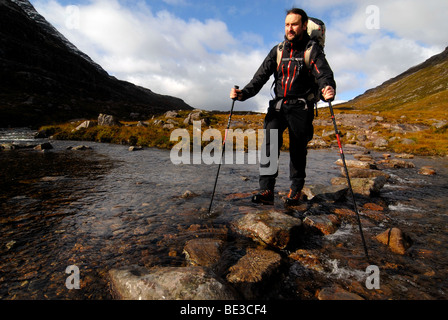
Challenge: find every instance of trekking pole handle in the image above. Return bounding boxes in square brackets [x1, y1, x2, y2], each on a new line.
[232, 85, 240, 101]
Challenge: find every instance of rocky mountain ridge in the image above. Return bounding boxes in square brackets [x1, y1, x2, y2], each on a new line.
[0, 0, 192, 127]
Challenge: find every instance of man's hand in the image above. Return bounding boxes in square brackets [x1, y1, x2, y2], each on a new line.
[322, 86, 335, 102]
[230, 87, 243, 101]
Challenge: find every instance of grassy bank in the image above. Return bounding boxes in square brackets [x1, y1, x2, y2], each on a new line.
[39, 107, 447, 157]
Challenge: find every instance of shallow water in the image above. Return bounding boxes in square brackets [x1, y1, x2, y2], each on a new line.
[0, 129, 447, 300]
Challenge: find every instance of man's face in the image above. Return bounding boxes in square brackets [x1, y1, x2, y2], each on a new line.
[285, 13, 307, 41]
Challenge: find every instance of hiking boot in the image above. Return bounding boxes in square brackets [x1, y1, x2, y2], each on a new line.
[252, 190, 274, 205]
[284, 189, 302, 206]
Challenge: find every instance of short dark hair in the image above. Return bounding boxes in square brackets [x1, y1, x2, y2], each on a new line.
[286, 8, 309, 24]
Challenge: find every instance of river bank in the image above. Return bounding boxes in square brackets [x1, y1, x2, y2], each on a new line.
[33, 107, 448, 157]
[1, 128, 447, 300]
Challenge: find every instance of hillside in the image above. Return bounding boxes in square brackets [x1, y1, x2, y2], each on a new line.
[0, 0, 192, 127]
[338, 46, 448, 120]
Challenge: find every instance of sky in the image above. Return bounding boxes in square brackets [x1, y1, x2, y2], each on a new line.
[29, 0, 447, 113]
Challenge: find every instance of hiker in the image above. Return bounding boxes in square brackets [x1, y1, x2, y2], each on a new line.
[230, 8, 336, 206]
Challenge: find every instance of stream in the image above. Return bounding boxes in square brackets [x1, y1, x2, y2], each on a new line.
[0, 128, 447, 300]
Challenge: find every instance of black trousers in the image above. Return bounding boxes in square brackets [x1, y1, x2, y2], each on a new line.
[259, 100, 314, 193]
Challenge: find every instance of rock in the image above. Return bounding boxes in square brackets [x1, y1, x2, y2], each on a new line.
[308, 138, 328, 149]
[302, 184, 348, 202]
[303, 214, 340, 235]
[380, 159, 415, 169]
[73, 120, 95, 131]
[98, 113, 121, 126]
[109, 265, 237, 300]
[181, 190, 199, 199]
[289, 249, 324, 272]
[226, 248, 282, 299]
[128, 146, 143, 151]
[418, 166, 436, 175]
[162, 123, 175, 130]
[375, 228, 413, 255]
[317, 285, 364, 300]
[353, 154, 373, 162]
[374, 138, 389, 149]
[68, 145, 92, 151]
[34, 142, 53, 151]
[183, 110, 210, 126]
[395, 153, 414, 159]
[164, 111, 179, 119]
[340, 167, 390, 180]
[232, 210, 302, 249]
[335, 159, 376, 169]
[331, 176, 387, 196]
[183, 239, 223, 267]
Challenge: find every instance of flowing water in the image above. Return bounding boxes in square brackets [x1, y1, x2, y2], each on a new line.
[0, 128, 447, 300]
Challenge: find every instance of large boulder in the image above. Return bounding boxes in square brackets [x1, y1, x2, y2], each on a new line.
[109, 265, 238, 300]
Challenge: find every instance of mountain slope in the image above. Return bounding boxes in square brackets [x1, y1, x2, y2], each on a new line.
[0, 0, 192, 127]
[339, 46, 448, 118]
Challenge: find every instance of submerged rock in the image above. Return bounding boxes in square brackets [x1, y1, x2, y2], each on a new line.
[109, 265, 237, 300]
[183, 238, 223, 267]
[317, 285, 364, 300]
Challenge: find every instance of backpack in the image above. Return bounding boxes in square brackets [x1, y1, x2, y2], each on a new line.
[275, 17, 326, 107]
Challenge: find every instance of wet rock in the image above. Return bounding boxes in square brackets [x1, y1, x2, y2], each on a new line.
[128, 146, 143, 151]
[379, 159, 415, 169]
[395, 153, 414, 159]
[331, 176, 387, 196]
[353, 154, 373, 162]
[232, 210, 302, 250]
[181, 190, 199, 199]
[335, 159, 376, 169]
[98, 113, 121, 126]
[226, 248, 282, 299]
[289, 249, 324, 272]
[418, 166, 436, 175]
[317, 285, 364, 300]
[375, 228, 413, 255]
[109, 265, 237, 300]
[68, 145, 92, 151]
[303, 214, 340, 235]
[183, 238, 223, 267]
[301, 184, 348, 202]
[34, 142, 53, 151]
[340, 167, 390, 180]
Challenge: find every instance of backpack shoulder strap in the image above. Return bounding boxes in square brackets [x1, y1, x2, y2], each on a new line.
[276, 41, 285, 69]
[304, 41, 315, 69]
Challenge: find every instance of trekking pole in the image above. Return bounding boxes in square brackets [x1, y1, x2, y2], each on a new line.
[328, 101, 370, 261]
[208, 85, 239, 214]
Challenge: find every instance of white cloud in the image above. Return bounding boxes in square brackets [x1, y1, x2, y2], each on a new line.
[32, 0, 270, 112]
[30, 0, 447, 112]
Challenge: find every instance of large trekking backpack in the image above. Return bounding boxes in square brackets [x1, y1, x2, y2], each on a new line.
[276, 17, 326, 106]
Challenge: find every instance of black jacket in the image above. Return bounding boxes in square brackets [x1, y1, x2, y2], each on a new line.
[240, 33, 336, 102]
